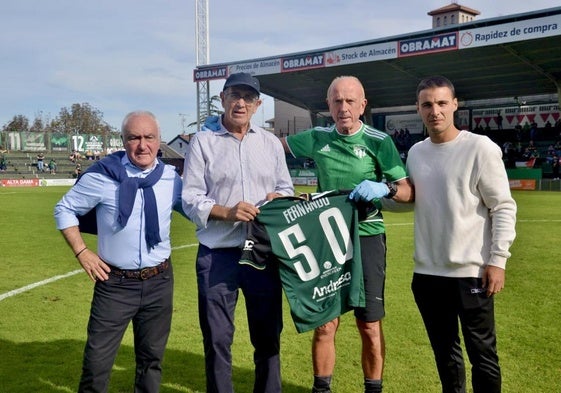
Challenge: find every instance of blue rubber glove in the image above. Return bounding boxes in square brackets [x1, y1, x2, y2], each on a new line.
[349, 180, 389, 202]
[201, 115, 221, 131]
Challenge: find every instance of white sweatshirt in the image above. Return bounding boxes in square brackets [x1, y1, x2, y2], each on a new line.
[406, 131, 517, 278]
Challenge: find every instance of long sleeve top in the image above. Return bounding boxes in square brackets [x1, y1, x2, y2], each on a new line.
[406, 131, 517, 277]
[54, 154, 183, 269]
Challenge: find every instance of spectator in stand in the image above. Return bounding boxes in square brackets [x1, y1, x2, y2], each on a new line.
[36, 152, 45, 172]
[526, 140, 538, 155]
[496, 111, 503, 130]
[48, 158, 57, 174]
[73, 163, 82, 178]
[0, 155, 6, 171]
[502, 141, 516, 169]
[554, 140, 561, 154]
[404, 128, 413, 149]
[552, 154, 560, 180]
[530, 121, 538, 141]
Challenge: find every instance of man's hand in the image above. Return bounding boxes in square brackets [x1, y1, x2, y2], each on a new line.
[482, 265, 505, 297]
[266, 192, 283, 201]
[349, 180, 389, 202]
[77, 249, 111, 282]
[227, 201, 260, 222]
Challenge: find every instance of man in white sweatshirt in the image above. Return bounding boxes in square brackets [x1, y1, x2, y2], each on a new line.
[406, 75, 517, 393]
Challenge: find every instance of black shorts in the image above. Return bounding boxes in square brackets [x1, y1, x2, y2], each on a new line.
[354, 234, 386, 322]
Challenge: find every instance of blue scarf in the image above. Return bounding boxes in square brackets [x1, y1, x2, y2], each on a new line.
[77, 151, 165, 250]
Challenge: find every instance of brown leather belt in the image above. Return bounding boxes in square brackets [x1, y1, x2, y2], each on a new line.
[109, 259, 170, 280]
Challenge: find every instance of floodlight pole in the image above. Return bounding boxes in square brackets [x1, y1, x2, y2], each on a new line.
[195, 0, 210, 132]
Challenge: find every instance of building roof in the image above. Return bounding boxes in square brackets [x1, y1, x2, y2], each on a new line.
[428, 3, 480, 16]
[168, 134, 191, 144]
[194, 7, 561, 118]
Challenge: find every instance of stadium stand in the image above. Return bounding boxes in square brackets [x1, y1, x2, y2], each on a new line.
[0, 142, 184, 180]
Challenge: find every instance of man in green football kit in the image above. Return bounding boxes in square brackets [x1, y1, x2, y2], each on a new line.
[281, 76, 413, 393]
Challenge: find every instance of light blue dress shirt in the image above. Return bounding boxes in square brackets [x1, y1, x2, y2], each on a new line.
[54, 154, 183, 269]
[182, 121, 294, 248]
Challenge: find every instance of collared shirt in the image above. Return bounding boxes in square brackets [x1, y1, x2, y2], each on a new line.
[182, 121, 294, 249]
[54, 154, 183, 269]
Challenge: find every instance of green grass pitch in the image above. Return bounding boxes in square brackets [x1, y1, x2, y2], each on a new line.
[0, 186, 559, 392]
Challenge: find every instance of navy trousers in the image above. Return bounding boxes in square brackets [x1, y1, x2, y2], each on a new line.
[78, 263, 173, 393]
[412, 273, 501, 393]
[196, 245, 283, 393]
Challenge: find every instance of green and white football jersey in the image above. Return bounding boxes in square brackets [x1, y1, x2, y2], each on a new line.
[286, 123, 407, 236]
[240, 192, 365, 333]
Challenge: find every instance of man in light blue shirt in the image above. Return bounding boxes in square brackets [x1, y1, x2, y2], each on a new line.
[54, 110, 184, 393]
[182, 73, 294, 393]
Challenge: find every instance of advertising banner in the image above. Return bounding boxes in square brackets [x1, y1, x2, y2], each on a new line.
[228, 59, 281, 76]
[325, 42, 397, 67]
[473, 104, 560, 129]
[106, 135, 124, 153]
[1, 178, 40, 187]
[459, 14, 561, 49]
[385, 113, 423, 135]
[509, 179, 536, 190]
[20, 132, 46, 151]
[51, 133, 69, 151]
[84, 135, 104, 152]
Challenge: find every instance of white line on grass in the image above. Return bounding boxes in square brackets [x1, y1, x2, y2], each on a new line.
[0, 243, 199, 302]
[0, 269, 83, 301]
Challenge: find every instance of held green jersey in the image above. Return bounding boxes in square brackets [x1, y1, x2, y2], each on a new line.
[286, 123, 407, 236]
[240, 192, 365, 333]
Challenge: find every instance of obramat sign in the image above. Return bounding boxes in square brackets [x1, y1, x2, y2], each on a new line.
[281, 53, 325, 72]
[398, 32, 458, 57]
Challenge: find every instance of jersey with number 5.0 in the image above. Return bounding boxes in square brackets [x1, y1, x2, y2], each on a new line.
[240, 193, 365, 333]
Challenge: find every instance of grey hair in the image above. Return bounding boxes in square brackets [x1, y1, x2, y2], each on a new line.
[121, 110, 161, 136]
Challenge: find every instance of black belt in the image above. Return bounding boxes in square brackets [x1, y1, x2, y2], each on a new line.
[109, 259, 170, 280]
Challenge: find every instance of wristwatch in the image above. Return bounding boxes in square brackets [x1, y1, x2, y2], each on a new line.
[384, 182, 398, 199]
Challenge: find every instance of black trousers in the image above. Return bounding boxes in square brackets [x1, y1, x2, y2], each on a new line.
[78, 263, 173, 393]
[412, 273, 501, 393]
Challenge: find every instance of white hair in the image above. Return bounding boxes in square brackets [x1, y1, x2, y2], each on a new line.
[121, 110, 161, 136]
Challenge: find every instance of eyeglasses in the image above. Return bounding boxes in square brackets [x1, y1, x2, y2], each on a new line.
[225, 92, 259, 104]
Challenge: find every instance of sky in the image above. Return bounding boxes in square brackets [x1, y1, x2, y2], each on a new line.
[1, 0, 559, 142]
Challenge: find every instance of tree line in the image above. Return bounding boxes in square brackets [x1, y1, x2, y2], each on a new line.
[1, 103, 116, 136]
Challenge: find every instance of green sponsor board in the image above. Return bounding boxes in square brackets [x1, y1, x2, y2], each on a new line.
[21, 132, 46, 151]
[70, 134, 104, 152]
[84, 134, 104, 152]
[51, 133, 69, 151]
[106, 135, 124, 151]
